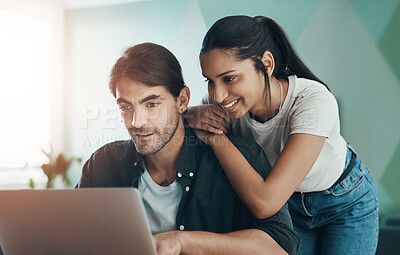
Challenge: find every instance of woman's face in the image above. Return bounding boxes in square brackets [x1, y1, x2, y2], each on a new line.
[200, 49, 267, 119]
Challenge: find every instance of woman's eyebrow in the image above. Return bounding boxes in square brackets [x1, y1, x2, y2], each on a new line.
[216, 70, 236, 78]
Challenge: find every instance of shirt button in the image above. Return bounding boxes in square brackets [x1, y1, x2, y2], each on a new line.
[177, 172, 182, 178]
[179, 225, 185, 231]
[133, 162, 137, 167]
[185, 186, 190, 192]
[189, 172, 194, 177]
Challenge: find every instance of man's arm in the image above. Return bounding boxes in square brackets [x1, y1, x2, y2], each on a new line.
[154, 229, 287, 255]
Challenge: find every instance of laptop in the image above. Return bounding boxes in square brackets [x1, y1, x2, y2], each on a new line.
[0, 188, 157, 255]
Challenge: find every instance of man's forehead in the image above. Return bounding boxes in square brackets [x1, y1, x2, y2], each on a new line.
[115, 77, 171, 102]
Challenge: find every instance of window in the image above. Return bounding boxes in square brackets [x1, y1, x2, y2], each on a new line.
[0, 9, 52, 168]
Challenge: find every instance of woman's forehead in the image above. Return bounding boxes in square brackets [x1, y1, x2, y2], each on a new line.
[201, 49, 253, 75]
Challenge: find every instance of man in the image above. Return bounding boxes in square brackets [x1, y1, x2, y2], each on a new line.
[77, 43, 300, 255]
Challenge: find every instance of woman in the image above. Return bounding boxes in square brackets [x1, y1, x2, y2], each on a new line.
[185, 15, 379, 255]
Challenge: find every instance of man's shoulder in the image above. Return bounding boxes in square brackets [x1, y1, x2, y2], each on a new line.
[97, 139, 132, 151]
[227, 134, 263, 158]
[78, 140, 136, 188]
[197, 133, 270, 171]
[227, 134, 271, 176]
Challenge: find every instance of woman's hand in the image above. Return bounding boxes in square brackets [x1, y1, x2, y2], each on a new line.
[184, 104, 230, 134]
[193, 128, 229, 145]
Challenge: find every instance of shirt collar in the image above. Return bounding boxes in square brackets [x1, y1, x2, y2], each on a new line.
[176, 124, 200, 180]
[130, 123, 201, 180]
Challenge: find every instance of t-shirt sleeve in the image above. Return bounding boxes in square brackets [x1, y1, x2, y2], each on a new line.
[289, 87, 339, 138]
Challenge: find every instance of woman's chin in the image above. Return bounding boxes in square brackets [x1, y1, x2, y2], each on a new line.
[227, 109, 246, 119]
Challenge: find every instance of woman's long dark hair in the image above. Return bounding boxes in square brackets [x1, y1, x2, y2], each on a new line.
[200, 15, 329, 100]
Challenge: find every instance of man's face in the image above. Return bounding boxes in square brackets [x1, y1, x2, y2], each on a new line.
[115, 77, 180, 155]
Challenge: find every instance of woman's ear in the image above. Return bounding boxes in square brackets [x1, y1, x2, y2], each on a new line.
[260, 51, 275, 78]
[177, 86, 190, 113]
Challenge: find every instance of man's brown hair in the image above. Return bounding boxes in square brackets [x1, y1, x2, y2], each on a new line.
[109, 42, 185, 97]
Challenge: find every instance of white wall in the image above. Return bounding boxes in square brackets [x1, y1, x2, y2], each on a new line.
[65, 0, 208, 183]
[0, 0, 65, 154]
[0, 0, 65, 189]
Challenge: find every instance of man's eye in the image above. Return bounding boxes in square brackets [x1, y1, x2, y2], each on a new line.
[148, 102, 159, 108]
[119, 105, 132, 111]
[223, 77, 235, 82]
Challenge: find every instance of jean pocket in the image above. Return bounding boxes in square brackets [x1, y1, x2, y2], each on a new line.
[328, 165, 366, 196]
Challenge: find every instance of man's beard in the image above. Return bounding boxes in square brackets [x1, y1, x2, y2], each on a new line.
[129, 109, 180, 155]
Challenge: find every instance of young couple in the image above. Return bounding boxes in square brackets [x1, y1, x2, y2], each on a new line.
[77, 15, 379, 255]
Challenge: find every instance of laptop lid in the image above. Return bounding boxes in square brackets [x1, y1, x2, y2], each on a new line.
[0, 188, 157, 255]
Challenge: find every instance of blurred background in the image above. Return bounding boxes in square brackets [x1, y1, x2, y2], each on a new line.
[0, 0, 399, 250]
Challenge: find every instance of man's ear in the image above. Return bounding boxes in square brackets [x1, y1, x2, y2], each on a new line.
[177, 86, 190, 113]
[260, 51, 275, 78]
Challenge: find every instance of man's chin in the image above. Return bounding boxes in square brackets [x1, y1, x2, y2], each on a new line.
[135, 147, 158, 155]
[133, 141, 162, 156]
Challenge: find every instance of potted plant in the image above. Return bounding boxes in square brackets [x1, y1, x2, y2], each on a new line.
[29, 147, 81, 189]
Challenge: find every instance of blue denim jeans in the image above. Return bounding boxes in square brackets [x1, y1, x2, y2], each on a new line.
[288, 147, 379, 255]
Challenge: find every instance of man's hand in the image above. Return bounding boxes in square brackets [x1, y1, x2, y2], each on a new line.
[153, 229, 289, 255]
[153, 231, 186, 255]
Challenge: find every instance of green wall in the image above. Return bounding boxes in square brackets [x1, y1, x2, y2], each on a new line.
[65, 0, 400, 217]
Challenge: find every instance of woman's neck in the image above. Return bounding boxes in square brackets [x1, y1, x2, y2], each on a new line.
[249, 78, 288, 123]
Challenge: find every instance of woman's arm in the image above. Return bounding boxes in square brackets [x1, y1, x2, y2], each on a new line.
[184, 104, 326, 219]
[209, 132, 326, 219]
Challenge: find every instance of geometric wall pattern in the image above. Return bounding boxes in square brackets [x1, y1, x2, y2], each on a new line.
[350, 0, 400, 214]
[377, 1, 400, 84]
[377, 0, 400, 213]
[66, 0, 400, 215]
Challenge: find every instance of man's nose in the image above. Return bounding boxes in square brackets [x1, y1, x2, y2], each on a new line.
[213, 84, 229, 103]
[131, 110, 148, 128]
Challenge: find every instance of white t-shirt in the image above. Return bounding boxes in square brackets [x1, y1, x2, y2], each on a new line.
[203, 75, 347, 192]
[138, 162, 182, 234]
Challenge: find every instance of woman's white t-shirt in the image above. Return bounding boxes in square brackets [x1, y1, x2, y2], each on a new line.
[203, 75, 347, 192]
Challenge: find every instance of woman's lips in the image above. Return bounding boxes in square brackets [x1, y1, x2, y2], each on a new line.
[221, 99, 239, 111]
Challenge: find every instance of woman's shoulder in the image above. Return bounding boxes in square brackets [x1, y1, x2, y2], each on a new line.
[287, 77, 340, 137]
[288, 76, 337, 111]
[291, 76, 331, 99]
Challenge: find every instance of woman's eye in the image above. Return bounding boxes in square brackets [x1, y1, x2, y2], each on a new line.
[223, 77, 235, 82]
[205, 78, 214, 87]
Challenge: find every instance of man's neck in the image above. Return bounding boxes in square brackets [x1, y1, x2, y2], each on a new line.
[144, 120, 185, 186]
